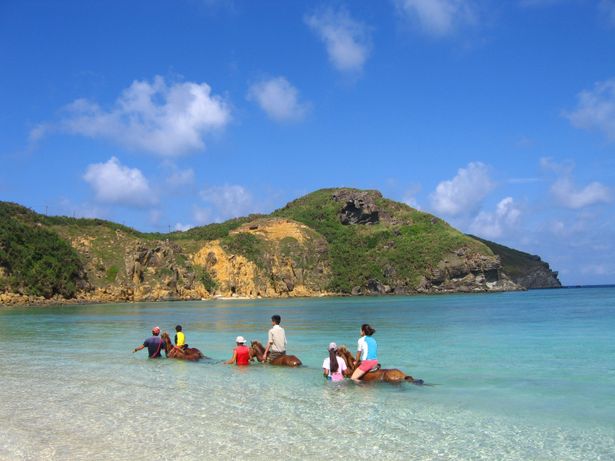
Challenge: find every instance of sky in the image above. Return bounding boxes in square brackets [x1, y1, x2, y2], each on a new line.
[1, 0, 615, 285]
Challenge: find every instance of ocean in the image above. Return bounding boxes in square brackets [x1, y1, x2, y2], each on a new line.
[1, 287, 614, 460]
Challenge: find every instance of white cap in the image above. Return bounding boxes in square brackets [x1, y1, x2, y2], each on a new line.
[236, 336, 247, 344]
[328, 342, 337, 351]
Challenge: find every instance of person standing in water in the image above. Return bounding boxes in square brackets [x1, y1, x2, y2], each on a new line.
[225, 336, 251, 366]
[133, 326, 165, 358]
[262, 314, 286, 362]
[351, 324, 378, 382]
[322, 342, 347, 382]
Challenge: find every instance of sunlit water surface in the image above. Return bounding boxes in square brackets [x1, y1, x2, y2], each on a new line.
[1, 288, 614, 460]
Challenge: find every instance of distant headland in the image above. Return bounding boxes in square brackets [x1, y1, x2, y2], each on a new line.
[0, 188, 560, 306]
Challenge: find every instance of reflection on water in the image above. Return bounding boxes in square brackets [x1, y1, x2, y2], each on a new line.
[1, 289, 615, 460]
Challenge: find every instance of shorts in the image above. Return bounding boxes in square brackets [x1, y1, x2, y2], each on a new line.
[268, 350, 286, 362]
[358, 359, 379, 372]
[329, 372, 344, 382]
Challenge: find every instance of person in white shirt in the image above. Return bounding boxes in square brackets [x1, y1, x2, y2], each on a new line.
[322, 342, 347, 382]
[262, 314, 287, 362]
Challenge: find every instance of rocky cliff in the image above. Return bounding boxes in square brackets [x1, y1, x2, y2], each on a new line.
[0, 189, 561, 305]
[470, 236, 561, 289]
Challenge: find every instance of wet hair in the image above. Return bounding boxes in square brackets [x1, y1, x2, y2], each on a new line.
[175, 325, 182, 332]
[271, 315, 281, 325]
[361, 324, 376, 336]
[329, 347, 339, 373]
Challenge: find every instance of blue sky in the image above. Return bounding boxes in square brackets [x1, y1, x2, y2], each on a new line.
[1, 0, 615, 285]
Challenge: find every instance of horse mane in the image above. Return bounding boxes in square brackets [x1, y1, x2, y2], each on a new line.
[160, 332, 173, 352]
[336, 345, 356, 371]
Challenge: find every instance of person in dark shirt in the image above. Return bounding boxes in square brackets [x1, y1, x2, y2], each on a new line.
[133, 326, 165, 358]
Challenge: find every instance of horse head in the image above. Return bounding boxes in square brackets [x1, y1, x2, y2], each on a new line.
[336, 345, 356, 372]
[250, 340, 265, 362]
[160, 332, 172, 352]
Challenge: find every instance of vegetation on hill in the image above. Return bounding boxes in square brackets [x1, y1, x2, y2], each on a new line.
[272, 188, 491, 293]
[0, 203, 85, 298]
[0, 190, 560, 304]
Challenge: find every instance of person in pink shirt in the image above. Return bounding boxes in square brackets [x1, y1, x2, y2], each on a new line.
[322, 342, 347, 382]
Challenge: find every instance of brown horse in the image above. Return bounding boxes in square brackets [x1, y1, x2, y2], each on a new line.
[161, 332, 205, 361]
[336, 346, 424, 385]
[250, 340, 302, 367]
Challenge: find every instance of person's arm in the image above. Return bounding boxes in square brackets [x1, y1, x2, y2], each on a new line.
[263, 329, 273, 360]
[225, 349, 238, 365]
[322, 359, 330, 377]
[174, 334, 178, 345]
[133, 345, 145, 353]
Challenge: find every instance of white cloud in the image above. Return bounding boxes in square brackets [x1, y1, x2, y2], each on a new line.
[541, 157, 612, 209]
[305, 7, 371, 73]
[83, 157, 157, 207]
[551, 177, 612, 209]
[564, 78, 615, 141]
[430, 162, 494, 216]
[394, 0, 477, 37]
[199, 184, 258, 221]
[166, 168, 195, 188]
[37, 76, 231, 156]
[469, 197, 521, 239]
[247, 77, 309, 122]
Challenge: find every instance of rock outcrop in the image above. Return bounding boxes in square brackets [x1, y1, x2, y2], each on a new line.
[333, 190, 380, 225]
[1, 191, 561, 306]
[470, 236, 562, 289]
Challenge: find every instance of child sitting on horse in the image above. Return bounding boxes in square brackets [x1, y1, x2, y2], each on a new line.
[174, 325, 188, 350]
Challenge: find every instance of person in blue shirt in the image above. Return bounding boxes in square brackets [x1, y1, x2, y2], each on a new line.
[133, 326, 165, 358]
[351, 324, 378, 382]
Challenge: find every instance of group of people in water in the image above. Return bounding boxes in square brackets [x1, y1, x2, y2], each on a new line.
[133, 314, 380, 383]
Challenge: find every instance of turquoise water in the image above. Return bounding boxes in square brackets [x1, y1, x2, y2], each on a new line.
[1, 288, 614, 460]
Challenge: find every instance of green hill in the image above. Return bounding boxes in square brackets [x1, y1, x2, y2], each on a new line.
[0, 189, 560, 305]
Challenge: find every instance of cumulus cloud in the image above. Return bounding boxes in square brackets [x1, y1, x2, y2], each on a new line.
[564, 78, 615, 141]
[36, 76, 231, 156]
[247, 77, 309, 122]
[430, 162, 494, 216]
[199, 184, 258, 221]
[394, 0, 477, 37]
[83, 157, 157, 207]
[551, 177, 612, 209]
[541, 157, 612, 209]
[469, 197, 521, 239]
[305, 7, 371, 73]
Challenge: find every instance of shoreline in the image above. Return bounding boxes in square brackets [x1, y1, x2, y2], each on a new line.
[0, 285, 578, 309]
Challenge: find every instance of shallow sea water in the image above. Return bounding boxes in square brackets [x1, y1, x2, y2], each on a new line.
[1, 288, 614, 460]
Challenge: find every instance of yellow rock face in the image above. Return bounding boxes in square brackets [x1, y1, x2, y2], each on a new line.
[191, 218, 331, 298]
[192, 241, 265, 297]
[231, 218, 309, 243]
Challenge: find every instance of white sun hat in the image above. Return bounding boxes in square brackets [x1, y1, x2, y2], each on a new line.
[236, 336, 247, 344]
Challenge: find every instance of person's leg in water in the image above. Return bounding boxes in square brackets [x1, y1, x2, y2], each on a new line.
[351, 367, 367, 383]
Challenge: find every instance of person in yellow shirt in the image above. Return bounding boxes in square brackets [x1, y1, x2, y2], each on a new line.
[174, 325, 187, 350]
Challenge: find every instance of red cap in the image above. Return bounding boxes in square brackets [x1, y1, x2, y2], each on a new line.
[152, 326, 161, 334]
